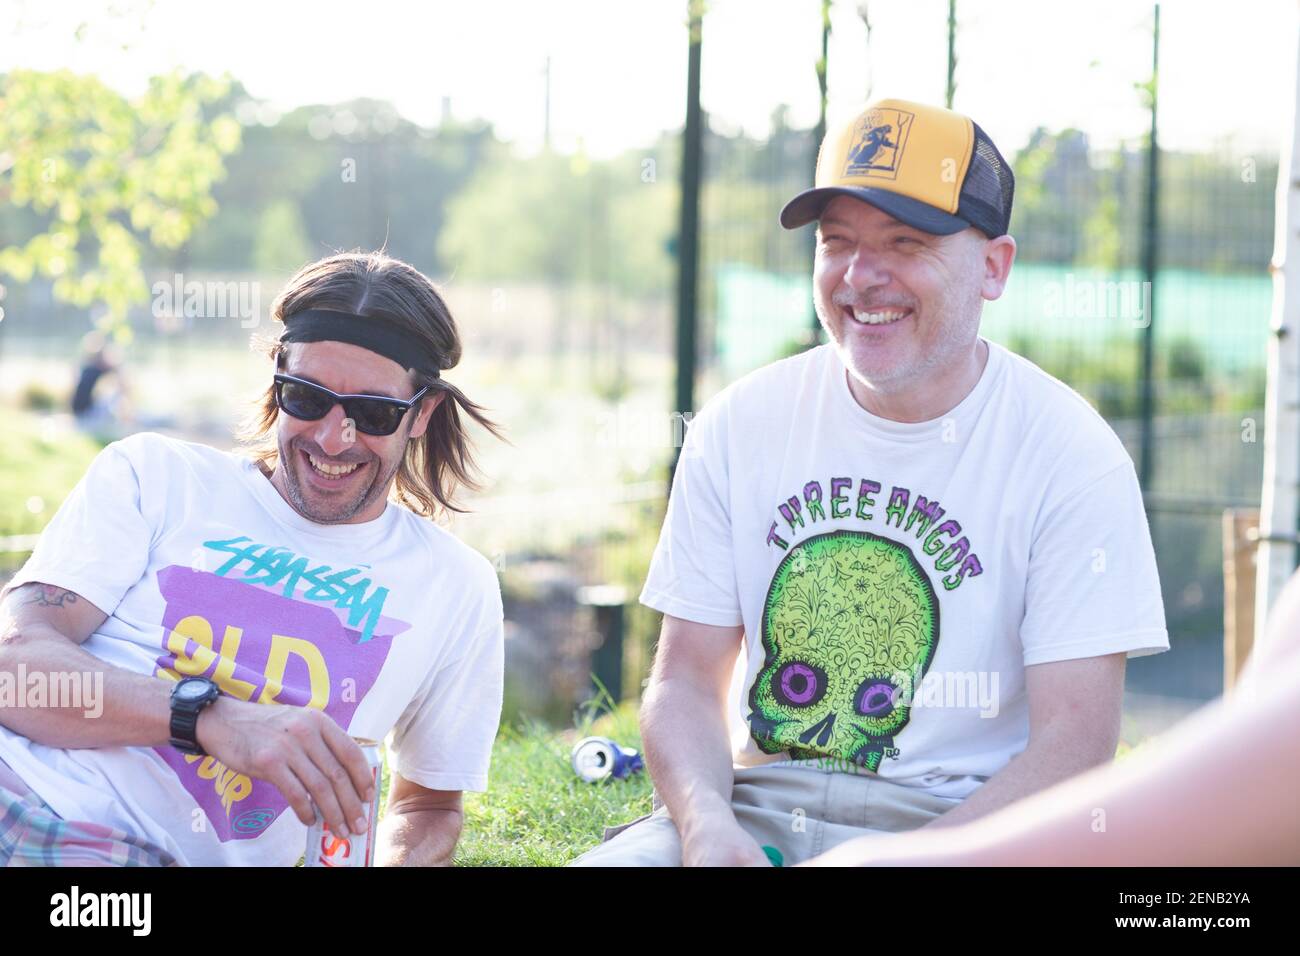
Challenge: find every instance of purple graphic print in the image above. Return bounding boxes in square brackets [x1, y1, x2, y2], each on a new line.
[151, 565, 401, 841]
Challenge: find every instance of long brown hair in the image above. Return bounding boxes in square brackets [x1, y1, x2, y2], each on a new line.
[241, 251, 503, 518]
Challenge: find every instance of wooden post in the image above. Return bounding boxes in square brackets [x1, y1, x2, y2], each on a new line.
[1223, 509, 1260, 693]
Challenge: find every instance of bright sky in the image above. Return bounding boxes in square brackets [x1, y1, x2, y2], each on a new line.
[2, 0, 1295, 157]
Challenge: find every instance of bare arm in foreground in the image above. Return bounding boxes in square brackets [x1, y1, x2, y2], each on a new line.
[805, 572, 1300, 866]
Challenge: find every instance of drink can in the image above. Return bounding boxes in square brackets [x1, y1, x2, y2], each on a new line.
[305, 737, 382, 868]
[570, 736, 644, 783]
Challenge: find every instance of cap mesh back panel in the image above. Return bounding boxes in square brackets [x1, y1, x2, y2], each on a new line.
[960, 123, 1016, 236]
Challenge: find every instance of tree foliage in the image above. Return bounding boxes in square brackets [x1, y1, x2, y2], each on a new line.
[438, 144, 676, 298]
[0, 69, 241, 332]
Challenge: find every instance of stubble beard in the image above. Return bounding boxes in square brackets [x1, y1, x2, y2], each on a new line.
[817, 286, 983, 396]
[277, 435, 404, 524]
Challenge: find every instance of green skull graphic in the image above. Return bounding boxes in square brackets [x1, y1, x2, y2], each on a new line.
[747, 530, 940, 771]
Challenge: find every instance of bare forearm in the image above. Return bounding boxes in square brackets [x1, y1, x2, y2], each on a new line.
[377, 808, 463, 866]
[980, 676, 1300, 866]
[813, 675, 1300, 866]
[923, 736, 1113, 829]
[0, 628, 172, 748]
[640, 676, 736, 826]
[814, 576, 1300, 867]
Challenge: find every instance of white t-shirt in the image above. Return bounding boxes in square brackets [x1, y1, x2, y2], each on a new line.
[640, 339, 1168, 800]
[0, 432, 503, 865]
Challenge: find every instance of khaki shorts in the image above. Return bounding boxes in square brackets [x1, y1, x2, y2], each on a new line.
[569, 764, 961, 867]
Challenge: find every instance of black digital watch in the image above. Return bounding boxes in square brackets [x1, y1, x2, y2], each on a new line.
[169, 676, 220, 756]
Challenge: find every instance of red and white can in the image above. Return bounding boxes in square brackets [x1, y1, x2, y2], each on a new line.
[305, 737, 382, 868]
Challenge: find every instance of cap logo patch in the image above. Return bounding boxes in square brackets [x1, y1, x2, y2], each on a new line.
[842, 107, 914, 180]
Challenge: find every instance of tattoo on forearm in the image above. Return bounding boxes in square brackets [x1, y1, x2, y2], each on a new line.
[33, 585, 78, 608]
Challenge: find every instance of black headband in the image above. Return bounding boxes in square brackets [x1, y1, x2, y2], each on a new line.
[278, 308, 441, 378]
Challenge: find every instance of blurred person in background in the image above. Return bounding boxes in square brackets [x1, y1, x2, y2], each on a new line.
[71, 331, 131, 437]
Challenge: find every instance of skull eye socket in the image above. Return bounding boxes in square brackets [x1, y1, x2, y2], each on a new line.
[773, 661, 827, 708]
[855, 678, 898, 717]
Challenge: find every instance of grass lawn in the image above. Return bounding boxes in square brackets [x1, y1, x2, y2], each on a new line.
[374, 702, 654, 867]
[390, 705, 1144, 867]
[458, 704, 653, 866]
[0, 410, 103, 542]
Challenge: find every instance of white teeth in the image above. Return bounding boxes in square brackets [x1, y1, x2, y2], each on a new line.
[308, 454, 360, 477]
[851, 309, 908, 325]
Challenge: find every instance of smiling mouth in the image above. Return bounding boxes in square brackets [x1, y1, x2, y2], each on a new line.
[301, 449, 367, 482]
[842, 306, 912, 327]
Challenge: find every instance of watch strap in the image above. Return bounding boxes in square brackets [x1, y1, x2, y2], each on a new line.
[169, 679, 218, 755]
[169, 707, 205, 755]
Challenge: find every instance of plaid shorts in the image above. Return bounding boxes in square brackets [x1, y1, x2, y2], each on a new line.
[0, 755, 179, 867]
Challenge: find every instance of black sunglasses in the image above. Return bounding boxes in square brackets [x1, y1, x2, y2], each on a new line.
[272, 373, 430, 437]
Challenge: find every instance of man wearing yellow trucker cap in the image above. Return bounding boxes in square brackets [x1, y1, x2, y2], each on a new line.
[573, 98, 1168, 866]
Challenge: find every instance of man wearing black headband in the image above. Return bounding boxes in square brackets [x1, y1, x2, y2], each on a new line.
[576, 99, 1168, 866]
[268, 306, 446, 525]
[0, 252, 505, 867]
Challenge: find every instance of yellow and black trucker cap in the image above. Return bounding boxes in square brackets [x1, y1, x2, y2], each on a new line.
[780, 97, 1015, 238]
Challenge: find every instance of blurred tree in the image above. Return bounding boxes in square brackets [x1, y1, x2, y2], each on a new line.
[0, 69, 241, 335]
[439, 143, 675, 294]
[292, 101, 494, 272]
[439, 145, 595, 284]
[1011, 127, 1091, 263]
[1010, 125, 1275, 273]
[1163, 336, 1207, 382]
[1079, 149, 1124, 270]
[252, 199, 313, 275]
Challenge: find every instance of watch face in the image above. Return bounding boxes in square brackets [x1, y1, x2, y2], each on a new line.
[177, 679, 212, 702]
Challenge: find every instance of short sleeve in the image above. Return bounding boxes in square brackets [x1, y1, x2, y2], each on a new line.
[1020, 460, 1169, 666]
[639, 401, 742, 627]
[1, 439, 155, 616]
[388, 593, 504, 793]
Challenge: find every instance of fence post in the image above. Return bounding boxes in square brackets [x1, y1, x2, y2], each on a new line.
[808, 0, 830, 338]
[577, 585, 628, 712]
[1256, 0, 1300, 628]
[1137, 2, 1160, 492]
[670, 0, 704, 487]
[946, 0, 957, 109]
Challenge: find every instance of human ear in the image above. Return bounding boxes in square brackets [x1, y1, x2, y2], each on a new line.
[980, 235, 1017, 302]
[407, 391, 445, 441]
